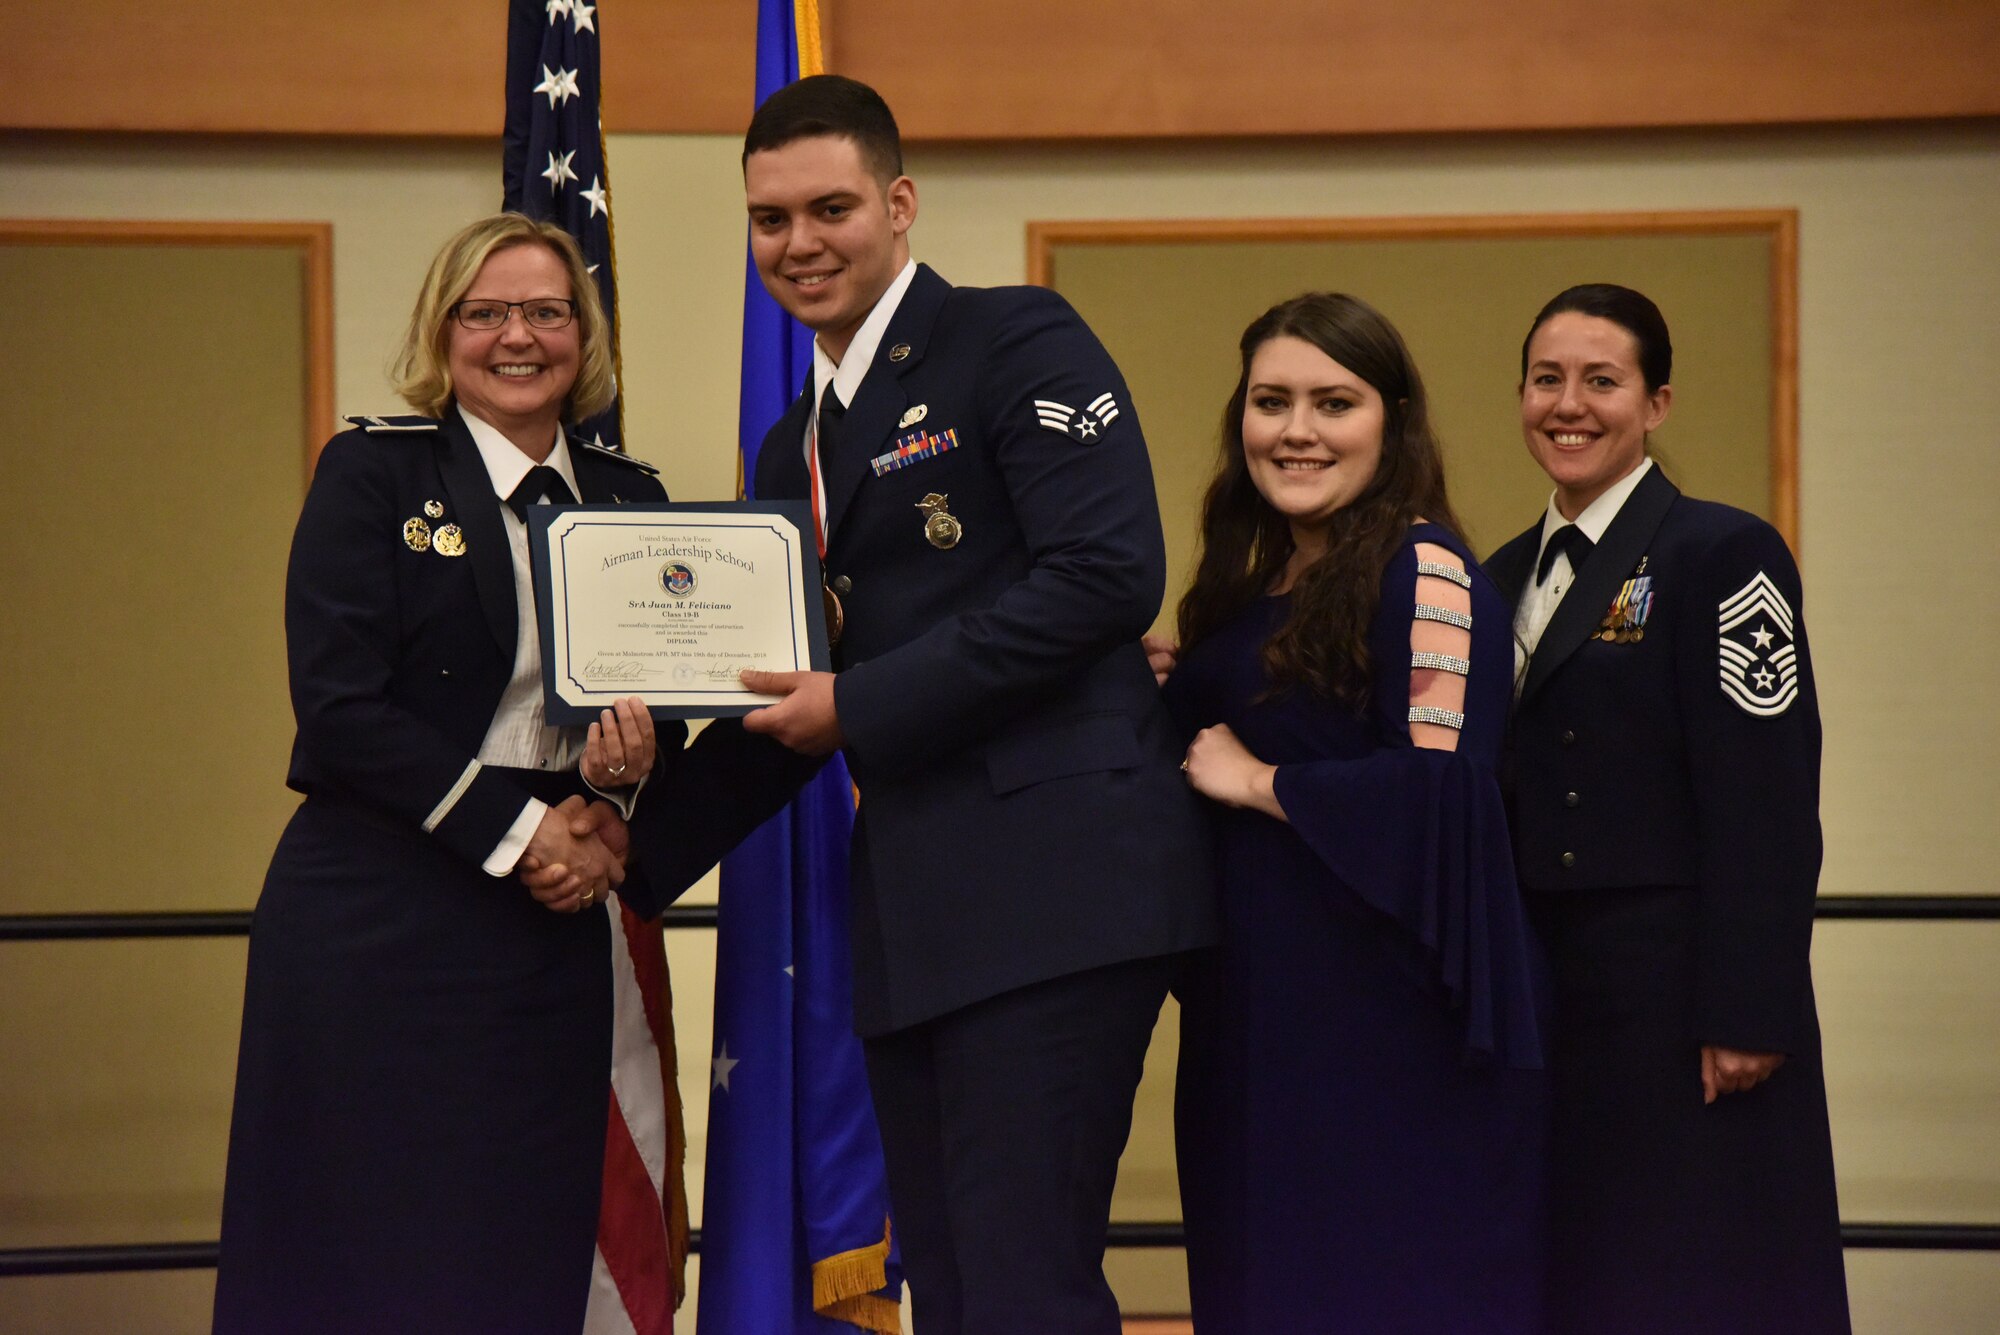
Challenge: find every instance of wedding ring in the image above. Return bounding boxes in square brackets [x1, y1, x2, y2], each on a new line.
[608, 763, 627, 777]
[579, 887, 595, 907]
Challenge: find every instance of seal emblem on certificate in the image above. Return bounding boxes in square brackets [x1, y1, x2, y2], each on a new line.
[524, 500, 835, 721]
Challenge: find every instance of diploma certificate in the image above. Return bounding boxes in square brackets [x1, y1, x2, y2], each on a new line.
[528, 502, 832, 721]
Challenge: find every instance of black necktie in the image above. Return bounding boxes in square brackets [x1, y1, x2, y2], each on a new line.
[816, 379, 846, 455]
[506, 465, 575, 522]
[1536, 524, 1594, 585]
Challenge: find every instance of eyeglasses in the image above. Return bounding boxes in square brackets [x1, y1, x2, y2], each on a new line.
[451, 298, 577, 330]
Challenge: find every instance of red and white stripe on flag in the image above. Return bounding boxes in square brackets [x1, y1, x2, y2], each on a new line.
[584, 895, 688, 1334]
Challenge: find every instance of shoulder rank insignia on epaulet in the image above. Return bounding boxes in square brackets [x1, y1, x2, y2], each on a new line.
[343, 413, 441, 433]
[573, 436, 660, 475]
[1717, 571, 1799, 717]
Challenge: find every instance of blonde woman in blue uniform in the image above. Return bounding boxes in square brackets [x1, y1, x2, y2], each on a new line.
[213, 213, 779, 1333]
[1484, 284, 1849, 1334]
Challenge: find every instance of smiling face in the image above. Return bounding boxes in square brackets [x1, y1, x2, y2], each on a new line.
[744, 133, 916, 364]
[1520, 311, 1672, 518]
[1240, 335, 1387, 559]
[446, 241, 580, 456]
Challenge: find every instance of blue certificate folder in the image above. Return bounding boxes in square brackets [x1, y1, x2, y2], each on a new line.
[527, 500, 833, 722]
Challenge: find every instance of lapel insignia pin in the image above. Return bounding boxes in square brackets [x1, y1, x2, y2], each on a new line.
[433, 525, 467, 557]
[899, 404, 928, 429]
[888, 343, 912, 363]
[916, 493, 962, 549]
[403, 517, 432, 552]
[423, 499, 444, 519]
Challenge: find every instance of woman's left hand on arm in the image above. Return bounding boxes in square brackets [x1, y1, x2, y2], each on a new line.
[1183, 723, 1285, 821]
[580, 696, 656, 788]
[1701, 1044, 1786, 1104]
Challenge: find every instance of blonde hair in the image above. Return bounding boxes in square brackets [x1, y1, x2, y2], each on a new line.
[391, 213, 617, 421]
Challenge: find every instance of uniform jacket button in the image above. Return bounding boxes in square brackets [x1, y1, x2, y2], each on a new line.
[1560, 851, 1576, 868]
[831, 575, 852, 594]
[1561, 729, 1576, 745]
[1564, 791, 1580, 808]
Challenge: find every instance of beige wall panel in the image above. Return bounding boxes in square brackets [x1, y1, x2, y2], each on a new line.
[2, 121, 1996, 1326]
[0, 243, 304, 911]
[1048, 230, 1773, 583]
[1846, 1251, 2000, 1333]
[0, 1271, 216, 1335]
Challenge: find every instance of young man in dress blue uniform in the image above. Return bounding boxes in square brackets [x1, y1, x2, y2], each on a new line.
[729, 75, 1214, 1335]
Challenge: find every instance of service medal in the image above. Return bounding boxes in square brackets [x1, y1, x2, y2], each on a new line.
[916, 493, 962, 549]
[403, 517, 432, 552]
[433, 524, 467, 557]
[822, 582, 845, 646]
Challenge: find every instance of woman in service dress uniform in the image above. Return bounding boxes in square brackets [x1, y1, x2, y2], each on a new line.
[1483, 283, 1850, 1334]
[1166, 293, 1548, 1333]
[214, 214, 686, 1334]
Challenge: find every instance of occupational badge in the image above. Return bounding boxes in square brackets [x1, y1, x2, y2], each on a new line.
[1717, 571, 1799, 716]
[1597, 573, 1654, 643]
[403, 517, 432, 552]
[423, 499, 444, 518]
[916, 493, 962, 549]
[899, 403, 929, 429]
[1033, 392, 1121, 443]
[888, 343, 912, 363]
[432, 525, 466, 557]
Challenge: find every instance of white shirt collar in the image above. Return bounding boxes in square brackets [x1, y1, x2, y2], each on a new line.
[1534, 457, 1654, 561]
[458, 406, 579, 506]
[812, 258, 919, 413]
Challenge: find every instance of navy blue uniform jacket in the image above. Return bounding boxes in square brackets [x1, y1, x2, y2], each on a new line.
[1484, 465, 1824, 1054]
[751, 264, 1215, 1035]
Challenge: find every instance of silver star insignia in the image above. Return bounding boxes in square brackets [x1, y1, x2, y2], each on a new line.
[1752, 666, 1776, 690]
[1751, 623, 1775, 650]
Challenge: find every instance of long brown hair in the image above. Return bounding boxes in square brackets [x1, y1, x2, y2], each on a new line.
[1177, 292, 1465, 704]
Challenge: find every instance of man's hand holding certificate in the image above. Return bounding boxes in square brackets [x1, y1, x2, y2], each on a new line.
[527, 502, 833, 721]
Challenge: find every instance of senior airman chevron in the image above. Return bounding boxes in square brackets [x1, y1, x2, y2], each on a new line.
[1717, 570, 1799, 716]
[1034, 391, 1121, 442]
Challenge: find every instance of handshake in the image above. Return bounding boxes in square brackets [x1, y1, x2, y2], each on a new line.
[517, 795, 632, 914]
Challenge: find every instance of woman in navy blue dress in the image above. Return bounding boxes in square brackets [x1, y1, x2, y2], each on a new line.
[1166, 293, 1548, 1333]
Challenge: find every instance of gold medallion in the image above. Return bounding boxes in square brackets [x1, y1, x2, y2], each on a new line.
[916, 493, 962, 549]
[888, 343, 912, 362]
[424, 499, 444, 518]
[403, 517, 432, 552]
[433, 524, 467, 557]
[822, 582, 845, 646]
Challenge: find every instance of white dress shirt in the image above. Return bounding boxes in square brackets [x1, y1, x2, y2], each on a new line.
[1512, 458, 1655, 689]
[458, 408, 637, 874]
[804, 258, 918, 541]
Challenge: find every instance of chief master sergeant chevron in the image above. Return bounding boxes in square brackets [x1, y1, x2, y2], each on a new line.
[729, 74, 1215, 1335]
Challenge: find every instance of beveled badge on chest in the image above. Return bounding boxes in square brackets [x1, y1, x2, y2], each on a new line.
[916, 492, 962, 549]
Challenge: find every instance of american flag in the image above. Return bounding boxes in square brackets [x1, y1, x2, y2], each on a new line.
[503, 5, 685, 1332]
[504, 0, 622, 453]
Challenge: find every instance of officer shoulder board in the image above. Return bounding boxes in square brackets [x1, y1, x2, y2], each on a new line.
[343, 413, 441, 433]
[573, 437, 660, 476]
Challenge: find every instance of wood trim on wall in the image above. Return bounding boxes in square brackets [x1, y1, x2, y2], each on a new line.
[1028, 209, 1802, 555]
[7, 1, 1996, 140]
[0, 220, 335, 478]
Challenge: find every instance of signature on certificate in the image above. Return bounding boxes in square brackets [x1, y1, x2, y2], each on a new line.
[580, 655, 648, 682]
